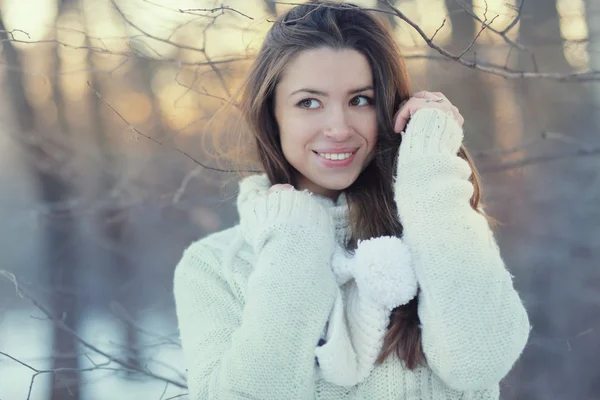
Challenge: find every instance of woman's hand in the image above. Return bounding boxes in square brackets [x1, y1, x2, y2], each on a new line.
[393, 91, 464, 134]
[237, 175, 334, 251]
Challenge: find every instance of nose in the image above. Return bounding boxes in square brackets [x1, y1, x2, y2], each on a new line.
[323, 107, 352, 141]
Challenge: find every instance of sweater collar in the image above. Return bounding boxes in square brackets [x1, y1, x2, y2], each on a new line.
[237, 173, 350, 244]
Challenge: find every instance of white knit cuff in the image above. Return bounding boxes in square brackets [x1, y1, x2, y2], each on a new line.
[398, 108, 464, 166]
[238, 177, 334, 250]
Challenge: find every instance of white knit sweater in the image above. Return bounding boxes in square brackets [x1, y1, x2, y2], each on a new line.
[173, 109, 531, 400]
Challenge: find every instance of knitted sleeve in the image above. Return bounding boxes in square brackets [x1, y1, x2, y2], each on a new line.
[394, 108, 531, 391]
[173, 188, 339, 400]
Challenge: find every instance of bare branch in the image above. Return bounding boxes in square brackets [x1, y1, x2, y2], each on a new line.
[273, 1, 596, 81]
[110, 301, 181, 348]
[382, 0, 595, 81]
[110, 0, 205, 55]
[430, 18, 448, 43]
[454, 0, 540, 72]
[458, 14, 500, 59]
[0, 270, 187, 390]
[500, 0, 525, 35]
[180, 6, 255, 20]
[173, 165, 203, 204]
[88, 82, 257, 174]
[1, 2, 596, 81]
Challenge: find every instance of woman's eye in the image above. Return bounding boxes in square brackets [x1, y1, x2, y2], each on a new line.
[351, 96, 372, 107]
[298, 99, 320, 109]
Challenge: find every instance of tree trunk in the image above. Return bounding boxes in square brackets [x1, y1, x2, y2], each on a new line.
[0, 11, 82, 400]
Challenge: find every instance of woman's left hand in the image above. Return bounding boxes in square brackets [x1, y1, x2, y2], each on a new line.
[393, 91, 464, 134]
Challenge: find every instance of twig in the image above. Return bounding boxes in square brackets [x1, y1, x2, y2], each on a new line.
[458, 14, 500, 58]
[180, 6, 255, 20]
[454, 0, 539, 72]
[110, 0, 205, 55]
[88, 81, 257, 173]
[110, 301, 181, 348]
[430, 18, 447, 43]
[0, 270, 187, 390]
[159, 382, 169, 400]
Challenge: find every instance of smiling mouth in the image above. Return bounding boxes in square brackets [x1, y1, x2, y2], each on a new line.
[312, 150, 357, 161]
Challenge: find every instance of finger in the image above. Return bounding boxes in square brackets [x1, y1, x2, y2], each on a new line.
[392, 100, 408, 127]
[268, 184, 293, 194]
[431, 92, 448, 101]
[395, 96, 446, 133]
[395, 101, 433, 133]
[411, 91, 428, 98]
[442, 106, 463, 127]
[394, 102, 415, 133]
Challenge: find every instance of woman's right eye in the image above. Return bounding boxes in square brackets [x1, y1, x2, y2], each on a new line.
[297, 99, 321, 109]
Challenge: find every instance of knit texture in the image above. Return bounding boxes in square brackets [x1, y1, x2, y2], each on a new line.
[173, 108, 531, 399]
[316, 236, 418, 387]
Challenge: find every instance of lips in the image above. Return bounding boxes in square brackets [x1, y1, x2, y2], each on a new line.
[312, 149, 357, 168]
[315, 151, 355, 161]
[313, 147, 358, 154]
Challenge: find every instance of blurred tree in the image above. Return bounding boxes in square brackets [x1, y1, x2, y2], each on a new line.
[0, 0, 83, 396]
[84, 21, 142, 376]
[263, 0, 276, 15]
[444, 0, 475, 48]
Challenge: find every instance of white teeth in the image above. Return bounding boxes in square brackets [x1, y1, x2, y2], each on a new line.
[317, 152, 353, 160]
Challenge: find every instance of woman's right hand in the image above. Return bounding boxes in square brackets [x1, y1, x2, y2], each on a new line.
[267, 183, 294, 194]
[237, 175, 335, 251]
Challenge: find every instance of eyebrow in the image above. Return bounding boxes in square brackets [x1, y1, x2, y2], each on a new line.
[290, 85, 374, 97]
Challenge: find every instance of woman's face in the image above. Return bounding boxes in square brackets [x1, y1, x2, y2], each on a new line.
[274, 47, 378, 200]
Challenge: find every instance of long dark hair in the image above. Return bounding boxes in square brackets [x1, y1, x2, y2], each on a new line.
[224, 0, 490, 370]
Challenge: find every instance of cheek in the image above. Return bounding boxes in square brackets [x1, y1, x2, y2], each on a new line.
[279, 118, 312, 159]
[359, 114, 378, 150]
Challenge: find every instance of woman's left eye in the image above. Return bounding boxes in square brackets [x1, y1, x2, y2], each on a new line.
[350, 96, 372, 106]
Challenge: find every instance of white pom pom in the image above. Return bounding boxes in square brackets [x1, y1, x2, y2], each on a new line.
[352, 236, 418, 309]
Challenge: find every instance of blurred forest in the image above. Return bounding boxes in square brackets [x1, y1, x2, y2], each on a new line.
[0, 0, 599, 399]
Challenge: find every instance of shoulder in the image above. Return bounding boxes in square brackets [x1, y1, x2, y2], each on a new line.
[175, 225, 243, 279]
[185, 225, 241, 257]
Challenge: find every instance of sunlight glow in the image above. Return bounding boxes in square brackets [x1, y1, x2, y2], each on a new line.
[1, 0, 58, 48]
[556, 0, 589, 70]
[82, 0, 133, 75]
[114, 91, 154, 126]
[471, 0, 520, 43]
[57, 10, 88, 65]
[394, 0, 452, 49]
[203, 0, 273, 60]
[152, 65, 201, 131]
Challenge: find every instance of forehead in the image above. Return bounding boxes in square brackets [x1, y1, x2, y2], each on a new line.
[278, 47, 373, 92]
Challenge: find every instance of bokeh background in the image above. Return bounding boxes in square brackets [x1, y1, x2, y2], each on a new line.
[0, 0, 599, 399]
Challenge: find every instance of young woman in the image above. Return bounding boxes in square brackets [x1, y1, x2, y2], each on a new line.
[173, 2, 530, 399]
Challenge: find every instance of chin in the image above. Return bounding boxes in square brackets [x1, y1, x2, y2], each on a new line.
[311, 172, 360, 192]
